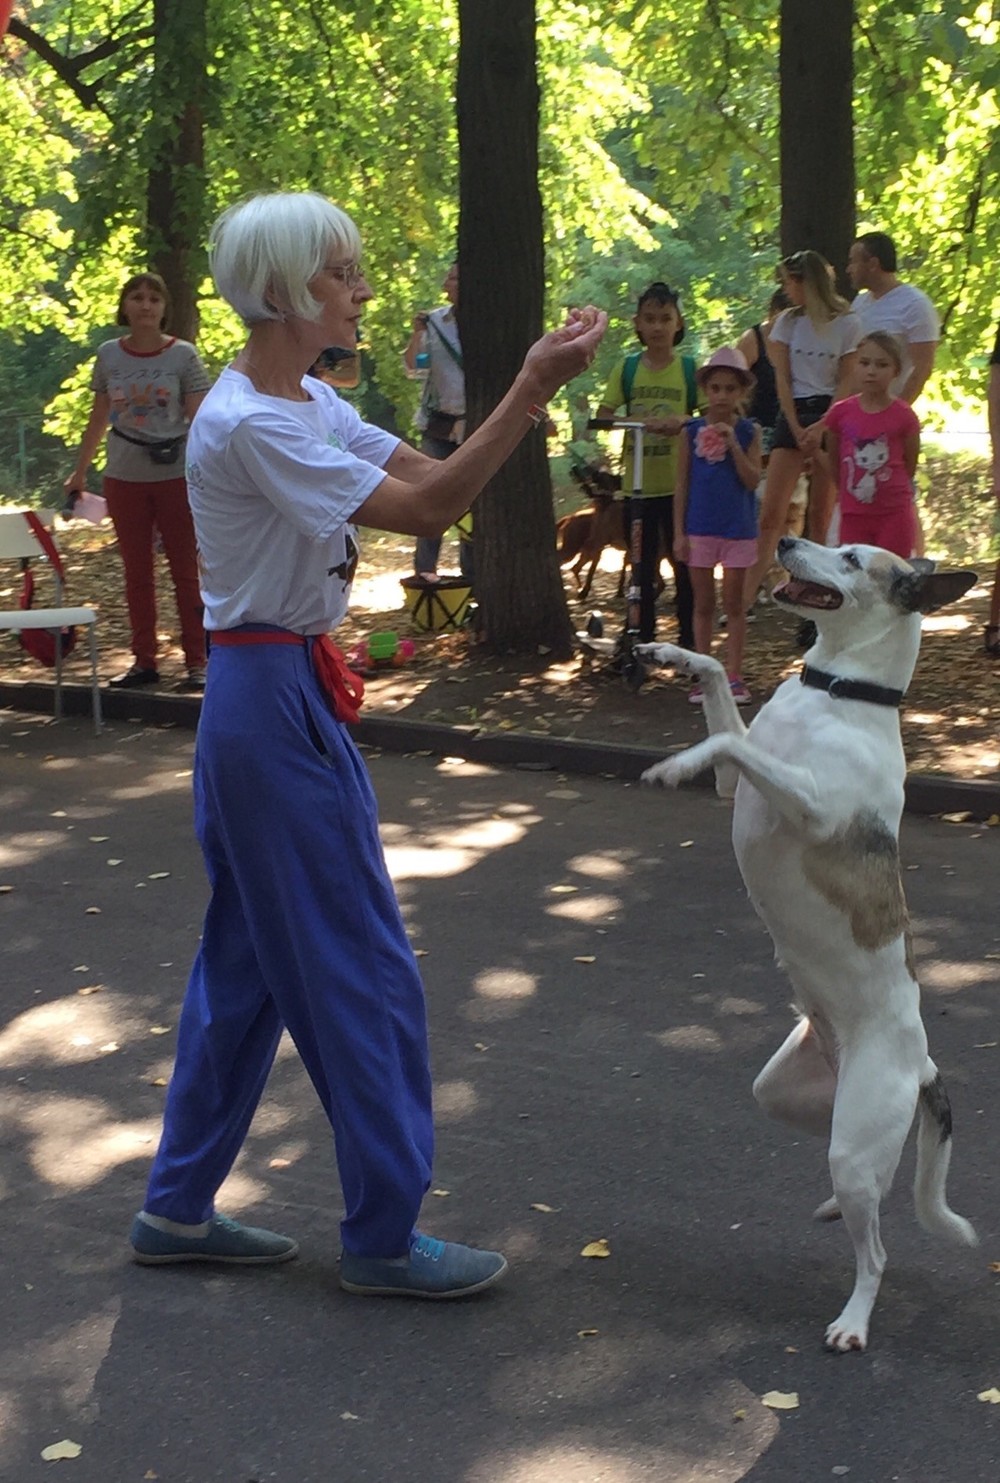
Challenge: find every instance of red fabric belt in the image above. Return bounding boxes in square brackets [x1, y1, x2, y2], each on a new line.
[211, 630, 365, 725]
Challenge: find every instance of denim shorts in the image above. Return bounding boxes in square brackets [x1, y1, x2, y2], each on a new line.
[771, 395, 831, 451]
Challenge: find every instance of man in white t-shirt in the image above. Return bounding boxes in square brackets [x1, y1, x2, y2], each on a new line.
[846, 232, 939, 405]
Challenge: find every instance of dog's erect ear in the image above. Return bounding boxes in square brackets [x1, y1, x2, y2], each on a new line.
[890, 567, 978, 614]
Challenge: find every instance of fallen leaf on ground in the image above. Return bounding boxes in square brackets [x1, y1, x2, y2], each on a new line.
[88, 836, 109, 843]
[431, 1188, 450, 1197]
[149, 1078, 167, 1087]
[679, 839, 694, 848]
[149, 1026, 172, 1035]
[988, 1262, 1000, 1273]
[474, 1042, 489, 1051]
[340, 1411, 360, 1421]
[978, 1388, 1000, 1403]
[269, 1158, 291, 1169]
[84, 906, 101, 914]
[941, 811, 973, 823]
[0, 885, 14, 894]
[77, 985, 104, 996]
[577, 1328, 599, 1337]
[573, 955, 596, 964]
[550, 884, 578, 894]
[413, 948, 429, 957]
[40, 1439, 83, 1460]
[107, 859, 122, 866]
[761, 1391, 799, 1410]
[732, 1409, 746, 1422]
[148, 872, 170, 880]
[546, 789, 581, 800]
[530, 1203, 560, 1213]
[580, 1239, 611, 1258]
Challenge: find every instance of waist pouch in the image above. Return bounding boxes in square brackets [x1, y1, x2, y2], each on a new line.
[110, 424, 186, 466]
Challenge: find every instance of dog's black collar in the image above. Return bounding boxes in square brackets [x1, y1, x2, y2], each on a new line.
[800, 665, 905, 708]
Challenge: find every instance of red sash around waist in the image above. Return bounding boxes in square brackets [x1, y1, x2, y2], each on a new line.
[211, 630, 365, 725]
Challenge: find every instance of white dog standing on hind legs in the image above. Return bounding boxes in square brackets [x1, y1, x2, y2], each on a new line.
[639, 536, 979, 1353]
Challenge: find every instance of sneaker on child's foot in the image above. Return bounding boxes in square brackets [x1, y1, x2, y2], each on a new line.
[339, 1232, 508, 1299]
[729, 677, 752, 705]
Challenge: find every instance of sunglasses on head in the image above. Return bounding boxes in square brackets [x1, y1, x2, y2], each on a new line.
[780, 252, 808, 277]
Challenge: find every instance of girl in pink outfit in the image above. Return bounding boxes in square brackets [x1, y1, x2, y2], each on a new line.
[823, 332, 921, 557]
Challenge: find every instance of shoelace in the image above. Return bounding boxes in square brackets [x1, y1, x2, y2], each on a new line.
[412, 1234, 445, 1262]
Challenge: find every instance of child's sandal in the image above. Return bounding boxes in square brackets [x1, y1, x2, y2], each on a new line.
[985, 625, 1000, 657]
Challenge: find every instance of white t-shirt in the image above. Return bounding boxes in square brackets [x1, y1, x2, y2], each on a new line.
[186, 368, 399, 633]
[852, 283, 939, 398]
[770, 309, 863, 399]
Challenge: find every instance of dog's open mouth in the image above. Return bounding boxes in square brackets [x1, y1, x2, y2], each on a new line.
[772, 577, 844, 610]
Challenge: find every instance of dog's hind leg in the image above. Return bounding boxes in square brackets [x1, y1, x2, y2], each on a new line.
[580, 554, 600, 600]
[913, 1064, 977, 1247]
[823, 1039, 922, 1353]
[753, 1017, 837, 1140]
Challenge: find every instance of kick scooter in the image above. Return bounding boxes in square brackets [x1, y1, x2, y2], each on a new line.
[577, 415, 652, 689]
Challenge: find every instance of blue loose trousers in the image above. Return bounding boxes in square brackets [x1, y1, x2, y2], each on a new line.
[144, 633, 434, 1257]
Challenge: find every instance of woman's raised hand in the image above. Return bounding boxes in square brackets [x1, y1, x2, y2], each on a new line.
[522, 307, 607, 400]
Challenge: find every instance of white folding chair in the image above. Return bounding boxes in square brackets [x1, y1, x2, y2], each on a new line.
[0, 508, 102, 734]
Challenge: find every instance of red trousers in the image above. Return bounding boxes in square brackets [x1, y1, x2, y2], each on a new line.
[103, 476, 205, 670]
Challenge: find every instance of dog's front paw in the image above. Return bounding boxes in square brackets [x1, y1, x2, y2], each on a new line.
[641, 757, 684, 789]
[635, 642, 696, 674]
[825, 1295, 872, 1354]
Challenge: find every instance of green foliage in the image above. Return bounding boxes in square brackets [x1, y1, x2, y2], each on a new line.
[1, 0, 998, 458]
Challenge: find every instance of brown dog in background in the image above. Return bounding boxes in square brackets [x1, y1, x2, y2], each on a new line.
[556, 463, 627, 600]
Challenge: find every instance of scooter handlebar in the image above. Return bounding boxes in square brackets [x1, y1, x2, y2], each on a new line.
[587, 418, 646, 431]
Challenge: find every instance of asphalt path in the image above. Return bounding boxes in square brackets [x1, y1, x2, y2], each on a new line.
[2, 710, 999, 1483]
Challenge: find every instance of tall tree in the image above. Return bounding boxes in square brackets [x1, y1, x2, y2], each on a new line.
[457, 0, 574, 657]
[145, 0, 208, 341]
[779, 0, 855, 285]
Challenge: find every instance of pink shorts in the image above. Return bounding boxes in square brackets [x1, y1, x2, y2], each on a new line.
[839, 506, 917, 560]
[686, 535, 759, 570]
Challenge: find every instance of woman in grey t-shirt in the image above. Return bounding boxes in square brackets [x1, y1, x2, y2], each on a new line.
[67, 272, 212, 690]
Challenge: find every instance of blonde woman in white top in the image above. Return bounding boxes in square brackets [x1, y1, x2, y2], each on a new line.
[743, 250, 861, 611]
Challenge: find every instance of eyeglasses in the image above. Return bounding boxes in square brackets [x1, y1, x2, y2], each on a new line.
[327, 261, 365, 288]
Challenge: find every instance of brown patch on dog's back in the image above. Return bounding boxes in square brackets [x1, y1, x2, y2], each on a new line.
[803, 810, 909, 950]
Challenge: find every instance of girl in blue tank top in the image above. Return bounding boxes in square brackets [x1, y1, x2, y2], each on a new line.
[674, 347, 763, 706]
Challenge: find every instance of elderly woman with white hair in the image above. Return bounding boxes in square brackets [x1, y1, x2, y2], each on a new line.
[128, 191, 606, 1299]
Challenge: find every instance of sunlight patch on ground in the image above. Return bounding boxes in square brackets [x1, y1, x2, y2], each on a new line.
[0, 830, 69, 868]
[921, 613, 972, 633]
[434, 1079, 478, 1122]
[0, 996, 125, 1069]
[546, 892, 622, 921]
[565, 852, 630, 880]
[384, 815, 535, 881]
[919, 959, 997, 991]
[653, 1025, 725, 1052]
[7, 1094, 161, 1192]
[473, 968, 537, 1001]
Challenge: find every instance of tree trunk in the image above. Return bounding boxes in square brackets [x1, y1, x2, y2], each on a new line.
[145, 0, 208, 341]
[457, 0, 574, 657]
[780, 0, 855, 294]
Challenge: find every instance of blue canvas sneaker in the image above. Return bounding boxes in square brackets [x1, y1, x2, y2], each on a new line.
[130, 1212, 299, 1265]
[339, 1232, 508, 1299]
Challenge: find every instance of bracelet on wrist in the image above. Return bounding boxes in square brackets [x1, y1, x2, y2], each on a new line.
[526, 403, 549, 426]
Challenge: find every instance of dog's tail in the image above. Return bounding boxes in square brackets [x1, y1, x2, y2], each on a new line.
[913, 1066, 977, 1246]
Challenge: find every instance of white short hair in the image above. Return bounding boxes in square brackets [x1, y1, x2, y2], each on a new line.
[209, 192, 362, 326]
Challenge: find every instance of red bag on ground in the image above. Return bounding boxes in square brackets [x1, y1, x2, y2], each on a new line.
[18, 511, 78, 667]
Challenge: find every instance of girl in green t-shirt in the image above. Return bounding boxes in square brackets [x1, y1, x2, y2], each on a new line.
[594, 282, 698, 644]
